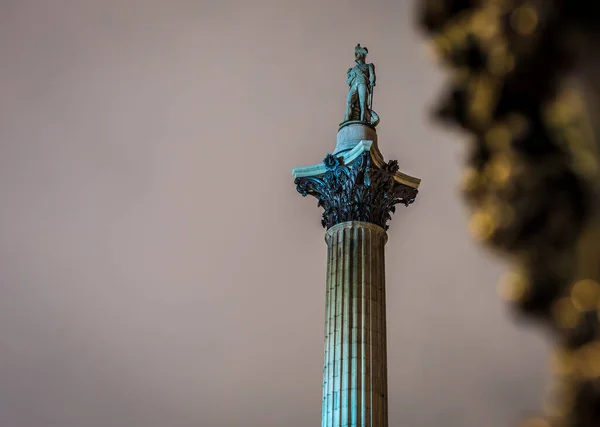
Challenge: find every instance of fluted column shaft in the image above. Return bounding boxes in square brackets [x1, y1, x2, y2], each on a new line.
[321, 221, 388, 427]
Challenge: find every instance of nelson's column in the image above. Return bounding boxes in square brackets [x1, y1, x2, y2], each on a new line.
[292, 44, 421, 427]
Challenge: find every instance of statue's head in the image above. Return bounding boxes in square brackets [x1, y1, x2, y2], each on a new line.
[355, 44, 368, 62]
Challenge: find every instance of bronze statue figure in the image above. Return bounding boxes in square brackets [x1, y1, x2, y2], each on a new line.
[344, 44, 378, 126]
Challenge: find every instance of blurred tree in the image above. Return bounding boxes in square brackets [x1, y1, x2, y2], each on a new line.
[416, 1, 600, 426]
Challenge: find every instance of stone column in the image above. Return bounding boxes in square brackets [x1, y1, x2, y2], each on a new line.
[322, 221, 388, 427]
[292, 122, 420, 427]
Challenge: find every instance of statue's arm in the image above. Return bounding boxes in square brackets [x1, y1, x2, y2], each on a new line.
[346, 68, 352, 85]
[369, 63, 376, 87]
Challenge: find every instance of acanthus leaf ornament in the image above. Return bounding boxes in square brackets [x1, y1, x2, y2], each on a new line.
[294, 153, 417, 230]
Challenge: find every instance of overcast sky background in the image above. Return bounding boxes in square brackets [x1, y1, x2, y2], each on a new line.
[0, 1, 552, 426]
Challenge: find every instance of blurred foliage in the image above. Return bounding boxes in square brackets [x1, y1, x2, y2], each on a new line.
[417, 0, 600, 425]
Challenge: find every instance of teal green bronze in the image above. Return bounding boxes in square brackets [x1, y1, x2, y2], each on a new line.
[343, 44, 379, 127]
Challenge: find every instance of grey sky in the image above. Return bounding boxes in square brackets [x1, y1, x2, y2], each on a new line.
[0, 1, 551, 426]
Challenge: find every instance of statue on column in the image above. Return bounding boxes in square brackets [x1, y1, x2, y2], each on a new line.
[343, 44, 379, 127]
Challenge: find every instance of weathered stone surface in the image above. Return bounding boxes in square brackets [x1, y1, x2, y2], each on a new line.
[335, 123, 378, 155]
[292, 124, 421, 194]
[322, 221, 388, 427]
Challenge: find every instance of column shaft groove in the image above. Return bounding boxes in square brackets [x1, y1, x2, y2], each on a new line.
[322, 221, 388, 427]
